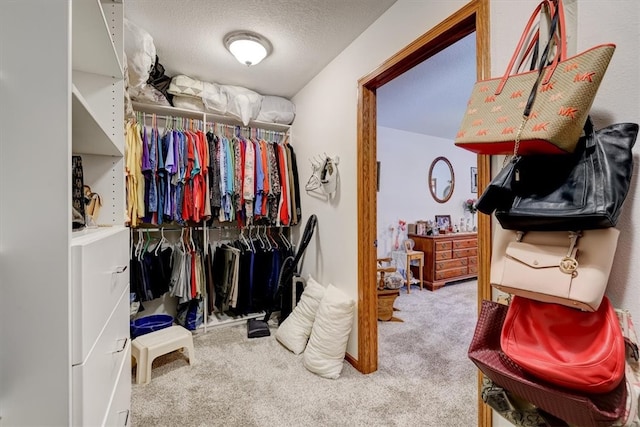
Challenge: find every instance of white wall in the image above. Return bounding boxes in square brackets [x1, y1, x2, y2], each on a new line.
[376, 126, 476, 257]
[291, 0, 466, 358]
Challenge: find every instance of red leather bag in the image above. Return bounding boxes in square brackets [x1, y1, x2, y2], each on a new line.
[501, 296, 625, 394]
[468, 300, 627, 427]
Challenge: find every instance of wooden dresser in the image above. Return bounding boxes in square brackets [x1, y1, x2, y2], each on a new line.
[409, 232, 478, 291]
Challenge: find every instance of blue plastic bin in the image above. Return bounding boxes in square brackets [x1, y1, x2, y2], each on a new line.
[131, 314, 174, 338]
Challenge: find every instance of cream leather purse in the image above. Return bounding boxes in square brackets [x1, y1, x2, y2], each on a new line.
[490, 226, 620, 311]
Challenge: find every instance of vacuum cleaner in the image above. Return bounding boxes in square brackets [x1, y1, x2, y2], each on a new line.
[247, 214, 318, 338]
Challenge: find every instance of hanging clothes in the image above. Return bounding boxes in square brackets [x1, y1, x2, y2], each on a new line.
[129, 112, 300, 228]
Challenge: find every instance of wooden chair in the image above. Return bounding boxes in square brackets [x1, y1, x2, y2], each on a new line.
[377, 258, 402, 322]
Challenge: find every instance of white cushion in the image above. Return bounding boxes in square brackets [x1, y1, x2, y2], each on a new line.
[256, 95, 296, 125]
[124, 18, 156, 90]
[275, 276, 326, 355]
[172, 96, 205, 113]
[303, 284, 355, 379]
[222, 85, 263, 125]
[168, 75, 205, 98]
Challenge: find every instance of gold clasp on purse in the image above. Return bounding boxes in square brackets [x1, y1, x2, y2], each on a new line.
[559, 231, 581, 275]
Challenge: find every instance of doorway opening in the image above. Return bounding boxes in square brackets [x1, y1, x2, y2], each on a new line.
[355, 1, 492, 426]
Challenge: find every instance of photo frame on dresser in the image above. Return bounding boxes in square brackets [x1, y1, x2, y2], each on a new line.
[435, 215, 451, 231]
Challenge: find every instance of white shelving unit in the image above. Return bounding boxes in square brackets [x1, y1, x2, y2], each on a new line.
[132, 101, 292, 133]
[0, 1, 129, 425]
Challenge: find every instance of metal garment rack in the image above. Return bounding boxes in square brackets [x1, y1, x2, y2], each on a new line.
[130, 101, 293, 333]
[132, 223, 292, 334]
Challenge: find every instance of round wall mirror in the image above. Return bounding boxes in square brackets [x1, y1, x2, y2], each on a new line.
[428, 156, 454, 203]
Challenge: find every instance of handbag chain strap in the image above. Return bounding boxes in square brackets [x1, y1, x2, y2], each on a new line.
[559, 231, 581, 275]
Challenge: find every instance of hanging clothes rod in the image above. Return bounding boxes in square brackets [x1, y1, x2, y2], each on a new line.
[134, 110, 288, 141]
[131, 226, 205, 232]
[130, 224, 290, 232]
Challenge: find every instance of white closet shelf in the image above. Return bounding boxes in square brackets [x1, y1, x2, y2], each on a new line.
[72, 0, 123, 79]
[132, 102, 292, 133]
[72, 225, 127, 247]
[73, 85, 124, 156]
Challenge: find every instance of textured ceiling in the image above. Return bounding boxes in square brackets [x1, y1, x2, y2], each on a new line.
[124, 0, 397, 98]
[124, 1, 475, 137]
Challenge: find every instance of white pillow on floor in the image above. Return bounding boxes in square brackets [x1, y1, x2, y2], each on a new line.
[303, 284, 355, 379]
[275, 275, 326, 354]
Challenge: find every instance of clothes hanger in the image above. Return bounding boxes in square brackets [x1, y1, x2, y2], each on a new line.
[261, 225, 272, 251]
[179, 227, 186, 253]
[188, 227, 195, 252]
[279, 226, 291, 250]
[241, 226, 255, 252]
[154, 227, 168, 256]
[267, 226, 278, 250]
[138, 229, 151, 260]
[134, 229, 144, 259]
[249, 225, 263, 250]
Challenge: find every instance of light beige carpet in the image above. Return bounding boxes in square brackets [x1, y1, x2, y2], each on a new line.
[131, 280, 478, 426]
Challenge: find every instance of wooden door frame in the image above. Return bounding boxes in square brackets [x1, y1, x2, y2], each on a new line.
[355, 1, 492, 426]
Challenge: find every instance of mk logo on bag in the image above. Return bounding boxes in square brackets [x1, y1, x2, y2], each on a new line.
[497, 116, 509, 123]
[540, 81, 555, 92]
[510, 90, 523, 98]
[531, 122, 549, 131]
[550, 93, 563, 101]
[502, 127, 516, 134]
[472, 119, 483, 126]
[558, 107, 578, 118]
[574, 72, 596, 82]
[564, 62, 579, 71]
[485, 95, 496, 103]
[491, 106, 502, 112]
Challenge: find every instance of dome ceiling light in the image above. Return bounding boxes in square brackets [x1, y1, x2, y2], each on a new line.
[224, 31, 272, 66]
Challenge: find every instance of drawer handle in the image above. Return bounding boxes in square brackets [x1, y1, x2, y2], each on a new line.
[113, 337, 128, 354]
[113, 265, 127, 274]
[118, 409, 130, 426]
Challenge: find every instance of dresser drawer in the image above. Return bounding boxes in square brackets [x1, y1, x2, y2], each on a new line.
[468, 264, 479, 275]
[453, 238, 477, 249]
[468, 256, 478, 266]
[103, 340, 132, 427]
[453, 247, 477, 258]
[434, 241, 452, 251]
[72, 287, 130, 427]
[435, 250, 452, 261]
[435, 266, 469, 280]
[71, 227, 129, 365]
[435, 258, 468, 271]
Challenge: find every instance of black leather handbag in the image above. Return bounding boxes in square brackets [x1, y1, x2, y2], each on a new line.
[476, 156, 519, 215]
[480, 118, 638, 231]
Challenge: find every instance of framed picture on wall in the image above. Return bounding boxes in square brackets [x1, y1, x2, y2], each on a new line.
[435, 215, 451, 231]
[470, 167, 478, 193]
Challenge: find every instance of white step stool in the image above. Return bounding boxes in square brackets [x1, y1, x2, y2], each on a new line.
[131, 325, 194, 385]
